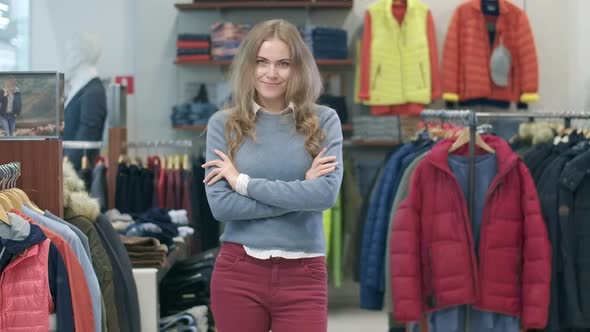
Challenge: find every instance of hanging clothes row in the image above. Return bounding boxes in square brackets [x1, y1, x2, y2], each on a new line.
[356, 0, 538, 115]
[114, 140, 194, 216]
[0, 160, 143, 332]
[517, 122, 590, 331]
[62, 140, 109, 211]
[364, 111, 590, 332]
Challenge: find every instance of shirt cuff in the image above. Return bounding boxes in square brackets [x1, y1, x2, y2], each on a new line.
[236, 173, 250, 196]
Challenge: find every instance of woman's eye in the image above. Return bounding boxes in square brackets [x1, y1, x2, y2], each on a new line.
[256, 59, 266, 65]
[279, 62, 290, 67]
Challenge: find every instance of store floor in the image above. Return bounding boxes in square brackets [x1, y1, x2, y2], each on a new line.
[328, 306, 387, 331]
[327, 278, 388, 331]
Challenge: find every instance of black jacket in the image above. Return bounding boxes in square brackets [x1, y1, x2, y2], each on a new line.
[191, 155, 219, 252]
[535, 144, 586, 331]
[63, 78, 107, 170]
[95, 213, 142, 332]
[524, 143, 554, 184]
[558, 148, 590, 328]
[0, 89, 22, 118]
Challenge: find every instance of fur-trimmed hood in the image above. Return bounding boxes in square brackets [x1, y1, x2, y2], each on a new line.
[63, 160, 100, 221]
[518, 122, 558, 145]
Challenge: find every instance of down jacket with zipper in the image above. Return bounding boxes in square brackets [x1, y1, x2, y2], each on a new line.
[442, 0, 539, 104]
[390, 135, 551, 329]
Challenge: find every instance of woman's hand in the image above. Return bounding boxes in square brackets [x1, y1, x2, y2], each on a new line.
[202, 149, 239, 190]
[305, 148, 338, 180]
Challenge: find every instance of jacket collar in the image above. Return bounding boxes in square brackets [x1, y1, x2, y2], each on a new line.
[385, 0, 417, 26]
[469, 0, 511, 15]
[560, 149, 590, 192]
[65, 65, 99, 108]
[1, 215, 45, 255]
[426, 134, 519, 176]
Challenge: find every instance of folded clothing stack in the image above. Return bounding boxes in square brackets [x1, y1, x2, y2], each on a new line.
[210, 22, 251, 60]
[317, 94, 348, 124]
[169, 209, 189, 225]
[159, 305, 209, 332]
[121, 235, 169, 268]
[125, 208, 181, 248]
[300, 25, 348, 59]
[171, 102, 218, 126]
[352, 115, 401, 142]
[160, 248, 218, 318]
[177, 33, 211, 62]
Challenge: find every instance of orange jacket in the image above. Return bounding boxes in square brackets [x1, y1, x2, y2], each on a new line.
[442, 0, 538, 104]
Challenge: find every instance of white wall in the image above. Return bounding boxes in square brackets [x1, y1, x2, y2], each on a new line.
[31, 0, 590, 142]
[31, 0, 136, 134]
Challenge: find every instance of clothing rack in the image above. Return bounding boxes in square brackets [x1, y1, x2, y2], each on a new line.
[421, 109, 478, 229]
[124, 140, 193, 149]
[0, 162, 21, 189]
[476, 111, 590, 128]
[62, 140, 104, 150]
[419, 110, 590, 228]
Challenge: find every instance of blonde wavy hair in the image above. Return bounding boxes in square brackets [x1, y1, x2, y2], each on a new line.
[225, 19, 325, 160]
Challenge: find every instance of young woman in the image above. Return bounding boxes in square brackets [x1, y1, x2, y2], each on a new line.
[202, 19, 343, 332]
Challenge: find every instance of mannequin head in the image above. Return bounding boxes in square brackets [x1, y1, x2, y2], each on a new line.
[64, 33, 102, 80]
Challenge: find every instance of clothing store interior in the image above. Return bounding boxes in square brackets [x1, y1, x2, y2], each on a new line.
[1, 0, 590, 331]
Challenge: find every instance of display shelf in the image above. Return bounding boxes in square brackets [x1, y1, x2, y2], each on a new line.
[174, 124, 208, 131]
[174, 59, 354, 66]
[174, 123, 353, 132]
[175, 1, 353, 10]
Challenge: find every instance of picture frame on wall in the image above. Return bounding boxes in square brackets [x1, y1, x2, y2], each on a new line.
[0, 71, 64, 139]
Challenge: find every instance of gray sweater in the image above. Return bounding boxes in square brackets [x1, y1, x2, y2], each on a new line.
[205, 105, 343, 254]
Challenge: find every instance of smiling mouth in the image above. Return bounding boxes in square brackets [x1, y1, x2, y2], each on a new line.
[262, 82, 282, 86]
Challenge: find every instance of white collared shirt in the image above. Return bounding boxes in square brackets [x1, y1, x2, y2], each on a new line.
[251, 100, 295, 115]
[240, 100, 324, 260]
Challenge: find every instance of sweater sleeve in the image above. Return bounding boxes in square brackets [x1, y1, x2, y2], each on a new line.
[442, 8, 461, 102]
[48, 242, 75, 332]
[358, 12, 372, 101]
[427, 11, 441, 100]
[246, 108, 343, 212]
[515, 12, 539, 103]
[204, 111, 292, 221]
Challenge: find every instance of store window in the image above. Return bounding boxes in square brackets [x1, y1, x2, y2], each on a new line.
[0, 0, 29, 70]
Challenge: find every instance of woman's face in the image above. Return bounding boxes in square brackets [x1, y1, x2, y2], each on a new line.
[254, 38, 291, 105]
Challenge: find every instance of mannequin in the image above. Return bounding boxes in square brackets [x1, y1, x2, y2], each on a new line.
[63, 33, 107, 172]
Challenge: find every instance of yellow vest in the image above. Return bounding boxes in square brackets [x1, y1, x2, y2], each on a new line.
[365, 0, 431, 105]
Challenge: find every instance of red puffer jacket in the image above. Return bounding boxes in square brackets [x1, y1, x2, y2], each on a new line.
[390, 135, 551, 329]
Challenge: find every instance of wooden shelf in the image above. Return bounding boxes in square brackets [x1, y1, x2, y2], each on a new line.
[175, 58, 353, 66]
[174, 125, 208, 131]
[341, 123, 353, 131]
[175, 1, 353, 10]
[174, 123, 353, 132]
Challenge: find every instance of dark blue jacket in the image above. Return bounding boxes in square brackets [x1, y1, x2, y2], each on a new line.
[360, 143, 414, 310]
[558, 148, 590, 328]
[63, 78, 107, 170]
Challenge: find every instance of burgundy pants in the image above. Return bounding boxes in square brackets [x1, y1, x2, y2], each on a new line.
[211, 242, 328, 332]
